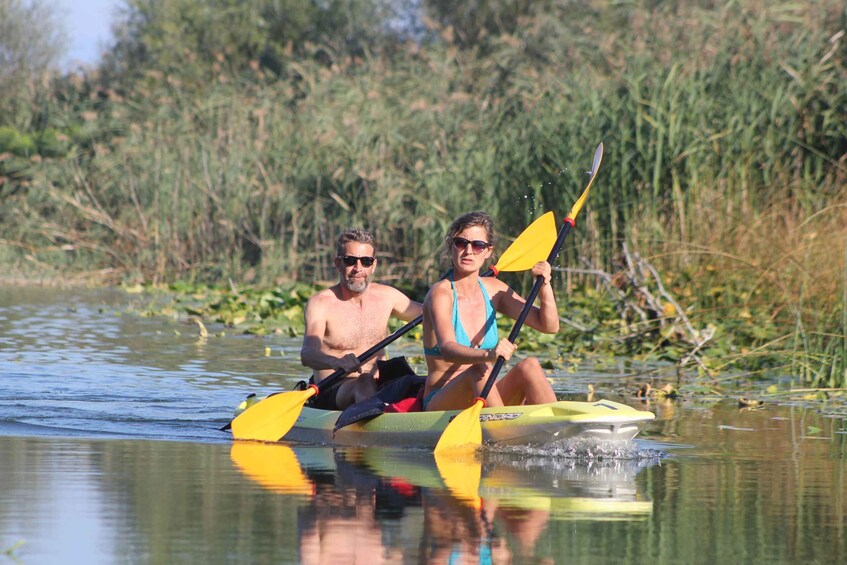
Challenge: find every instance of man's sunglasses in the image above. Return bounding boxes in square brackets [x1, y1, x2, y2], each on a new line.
[451, 237, 492, 254]
[339, 255, 376, 267]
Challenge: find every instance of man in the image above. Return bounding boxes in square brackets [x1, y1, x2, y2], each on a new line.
[300, 228, 422, 411]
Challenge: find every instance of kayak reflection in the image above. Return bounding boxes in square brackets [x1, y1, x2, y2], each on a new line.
[368, 446, 656, 521]
[230, 442, 656, 563]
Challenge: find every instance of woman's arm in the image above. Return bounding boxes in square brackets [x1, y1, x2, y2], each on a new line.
[492, 261, 560, 334]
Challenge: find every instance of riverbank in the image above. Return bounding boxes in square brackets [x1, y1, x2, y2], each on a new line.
[114, 279, 847, 419]
[2, 2, 844, 407]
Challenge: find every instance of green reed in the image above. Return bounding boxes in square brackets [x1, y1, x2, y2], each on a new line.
[1, 0, 845, 385]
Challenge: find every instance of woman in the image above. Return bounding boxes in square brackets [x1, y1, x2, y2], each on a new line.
[421, 211, 559, 411]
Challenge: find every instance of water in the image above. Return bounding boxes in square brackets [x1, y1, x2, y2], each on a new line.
[1, 288, 845, 564]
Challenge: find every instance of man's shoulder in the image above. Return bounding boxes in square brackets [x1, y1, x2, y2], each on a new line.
[306, 286, 339, 306]
[368, 281, 400, 293]
[364, 282, 410, 299]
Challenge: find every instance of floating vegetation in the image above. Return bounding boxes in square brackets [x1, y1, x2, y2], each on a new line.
[3, 539, 24, 560]
[122, 266, 847, 418]
[1, 1, 844, 405]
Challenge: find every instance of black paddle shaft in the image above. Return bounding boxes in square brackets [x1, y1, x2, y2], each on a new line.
[314, 267, 496, 395]
[479, 221, 574, 400]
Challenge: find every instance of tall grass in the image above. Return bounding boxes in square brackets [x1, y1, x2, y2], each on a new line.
[1, 0, 845, 384]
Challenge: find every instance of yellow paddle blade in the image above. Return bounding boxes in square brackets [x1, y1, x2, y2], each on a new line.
[434, 449, 482, 509]
[230, 387, 317, 442]
[434, 399, 484, 454]
[230, 442, 314, 495]
[567, 142, 604, 222]
[494, 211, 557, 273]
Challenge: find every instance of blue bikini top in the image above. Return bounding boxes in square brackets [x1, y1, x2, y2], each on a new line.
[424, 276, 498, 356]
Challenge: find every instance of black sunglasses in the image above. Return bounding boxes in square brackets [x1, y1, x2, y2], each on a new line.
[451, 237, 491, 254]
[339, 255, 376, 267]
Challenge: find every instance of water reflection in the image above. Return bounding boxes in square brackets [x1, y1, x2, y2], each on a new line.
[230, 442, 655, 563]
[230, 442, 315, 495]
[4, 289, 847, 563]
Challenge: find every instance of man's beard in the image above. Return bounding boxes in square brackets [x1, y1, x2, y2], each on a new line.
[343, 275, 369, 293]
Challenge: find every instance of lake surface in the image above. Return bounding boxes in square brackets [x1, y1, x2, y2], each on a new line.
[1, 287, 845, 564]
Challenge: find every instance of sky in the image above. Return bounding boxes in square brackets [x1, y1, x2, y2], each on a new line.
[55, 0, 119, 69]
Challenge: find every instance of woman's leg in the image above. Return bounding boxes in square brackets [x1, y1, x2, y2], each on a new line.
[425, 358, 555, 410]
[494, 357, 556, 406]
[425, 364, 490, 411]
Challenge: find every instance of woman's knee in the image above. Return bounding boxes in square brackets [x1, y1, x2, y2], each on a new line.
[515, 357, 543, 376]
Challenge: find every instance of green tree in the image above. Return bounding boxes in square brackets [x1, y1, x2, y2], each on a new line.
[0, 0, 66, 122]
[422, 0, 547, 49]
[102, 0, 408, 86]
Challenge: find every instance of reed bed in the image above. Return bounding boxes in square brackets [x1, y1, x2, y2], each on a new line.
[1, 0, 845, 385]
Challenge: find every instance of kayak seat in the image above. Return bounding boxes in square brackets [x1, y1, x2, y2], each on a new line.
[333, 358, 425, 435]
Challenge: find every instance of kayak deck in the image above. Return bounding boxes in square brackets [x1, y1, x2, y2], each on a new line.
[276, 399, 654, 447]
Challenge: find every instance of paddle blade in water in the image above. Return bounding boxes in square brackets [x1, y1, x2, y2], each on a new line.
[434, 449, 482, 509]
[434, 399, 484, 454]
[494, 211, 557, 273]
[230, 387, 317, 442]
[230, 442, 314, 494]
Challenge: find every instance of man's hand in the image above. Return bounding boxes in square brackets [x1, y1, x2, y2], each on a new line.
[336, 353, 362, 374]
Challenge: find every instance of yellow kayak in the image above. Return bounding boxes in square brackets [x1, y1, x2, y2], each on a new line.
[234, 396, 654, 447]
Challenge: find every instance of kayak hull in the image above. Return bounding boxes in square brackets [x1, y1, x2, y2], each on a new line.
[276, 399, 654, 447]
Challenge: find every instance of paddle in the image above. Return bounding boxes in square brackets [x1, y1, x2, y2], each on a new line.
[434, 143, 604, 454]
[229, 211, 558, 442]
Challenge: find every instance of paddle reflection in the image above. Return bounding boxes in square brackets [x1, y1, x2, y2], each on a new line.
[230, 442, 655, 563]
[230, 442, 315, 495]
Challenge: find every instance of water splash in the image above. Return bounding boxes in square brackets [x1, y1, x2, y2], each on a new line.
[486, 438, 666, 464]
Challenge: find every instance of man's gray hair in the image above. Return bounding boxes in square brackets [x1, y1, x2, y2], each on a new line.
[336, 228, 376, 256]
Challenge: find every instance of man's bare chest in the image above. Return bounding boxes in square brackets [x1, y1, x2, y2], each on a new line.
[322, 301, 394, 352]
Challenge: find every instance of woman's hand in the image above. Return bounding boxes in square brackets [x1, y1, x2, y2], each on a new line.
[532, 261, 552, 286]
[529, 260, 559, 333]
[489, 338, 516, 362]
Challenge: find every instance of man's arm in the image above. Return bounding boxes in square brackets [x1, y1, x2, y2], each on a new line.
[389, 287, 423, 322]
[300, 296, 361, 374]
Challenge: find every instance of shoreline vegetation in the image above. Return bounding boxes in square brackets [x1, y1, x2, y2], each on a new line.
[1, 1, 845, 410]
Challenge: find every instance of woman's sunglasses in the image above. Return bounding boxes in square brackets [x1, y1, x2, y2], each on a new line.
[451, 237, 492, 254]
[339, 255, 376, 267]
